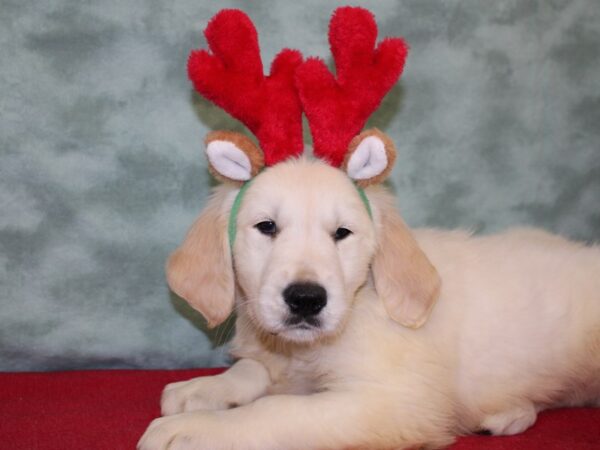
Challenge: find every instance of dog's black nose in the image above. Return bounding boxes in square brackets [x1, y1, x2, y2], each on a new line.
[283, 282, 327, 317]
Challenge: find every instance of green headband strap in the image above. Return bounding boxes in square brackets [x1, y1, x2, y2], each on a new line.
[228, 179, 254, 248]
[355, 183, 372, 219]
[228, 179, 373, 249]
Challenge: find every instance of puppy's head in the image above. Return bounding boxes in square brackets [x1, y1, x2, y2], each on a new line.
[173, 7, 439, 343]
[167, 131, 440, 344]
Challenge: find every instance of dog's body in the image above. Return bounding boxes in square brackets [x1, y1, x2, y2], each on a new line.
[140, 159, 600, 450]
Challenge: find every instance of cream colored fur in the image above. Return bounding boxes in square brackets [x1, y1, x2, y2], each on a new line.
[140, 159, 600, 450]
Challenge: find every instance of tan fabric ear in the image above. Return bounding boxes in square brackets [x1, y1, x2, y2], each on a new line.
[369, 188, 441, 328]
[205, 131, 264, 184]
[342, 128, 397, 187]
[166, 186, 235, 328]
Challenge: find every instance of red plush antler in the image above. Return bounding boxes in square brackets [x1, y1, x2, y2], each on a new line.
[188, 9, 304, 166]
[296, 7, 408, 167]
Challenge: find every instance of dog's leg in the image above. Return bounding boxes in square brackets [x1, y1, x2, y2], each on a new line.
[161, 358, 271, 415]
[479, 403, 537, 435]
[140, 390, 453, 450]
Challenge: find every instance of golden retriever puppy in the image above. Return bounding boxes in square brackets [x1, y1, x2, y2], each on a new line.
[139, 155, 600, 450]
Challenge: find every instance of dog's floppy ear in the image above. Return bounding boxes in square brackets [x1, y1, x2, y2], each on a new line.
[166, 186, 235, 328]
[369, 188, 441, 328]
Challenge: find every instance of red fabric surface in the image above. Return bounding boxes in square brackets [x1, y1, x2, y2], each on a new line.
[0, 369, 598, 449]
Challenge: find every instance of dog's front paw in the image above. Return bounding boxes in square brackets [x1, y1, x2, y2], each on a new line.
[161, 376, 238, 415]
[138, 414, 189, 450]
[480, 404, 537, 435]
[137, 412, 220, 450]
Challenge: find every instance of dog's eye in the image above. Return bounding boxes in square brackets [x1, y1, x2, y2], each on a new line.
[255, 220, 278, 237]
[333, 227, 352, 241]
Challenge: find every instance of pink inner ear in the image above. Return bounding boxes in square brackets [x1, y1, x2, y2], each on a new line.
[206, 140, 253, 181]
[346, 135, 388, 180]
[343, 129, 397, 187]
[204, 131, 265, 183]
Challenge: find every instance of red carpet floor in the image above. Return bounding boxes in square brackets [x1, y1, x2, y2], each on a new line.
[0, 369, 598, 449]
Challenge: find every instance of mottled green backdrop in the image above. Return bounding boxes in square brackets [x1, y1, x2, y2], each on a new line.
[1, 0, 599, 371]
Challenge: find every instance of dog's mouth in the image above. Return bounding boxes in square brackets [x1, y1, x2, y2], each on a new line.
[265, 315, 325, 343]
[280, 315, 323, 341]
[285, 315, 321, 329]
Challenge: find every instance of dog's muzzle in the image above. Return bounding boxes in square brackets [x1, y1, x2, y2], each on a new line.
[283, 282, 327, 322]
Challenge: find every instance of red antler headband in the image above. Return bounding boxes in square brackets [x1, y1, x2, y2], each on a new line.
[188, 7, 408, 172]
[188, 9, 304, 167]
[296, 7, 408, 167]
[188, 7, 408, 245]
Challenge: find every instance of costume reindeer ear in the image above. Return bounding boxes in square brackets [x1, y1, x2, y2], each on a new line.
[343, 128, 396, 187]
[205, 131, 264, 183]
